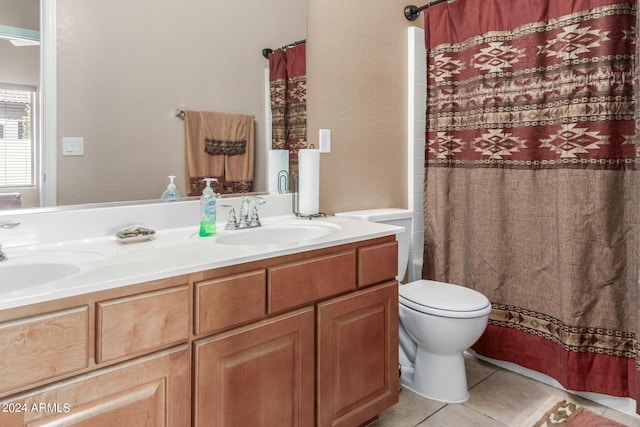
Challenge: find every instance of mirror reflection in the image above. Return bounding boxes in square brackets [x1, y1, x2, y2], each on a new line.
[0, 0, 305, 211]
[0, 0, 40, 209]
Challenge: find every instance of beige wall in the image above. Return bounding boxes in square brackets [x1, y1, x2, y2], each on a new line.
[0, 0, 39, 29]
[56, 0, 305, 205]
[307, 0, 421, 214]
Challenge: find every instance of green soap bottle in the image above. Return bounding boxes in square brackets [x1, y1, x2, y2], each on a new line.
[199, 178, 217, 237]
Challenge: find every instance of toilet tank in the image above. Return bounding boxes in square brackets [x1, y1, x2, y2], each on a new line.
[335, 208, 412, 281]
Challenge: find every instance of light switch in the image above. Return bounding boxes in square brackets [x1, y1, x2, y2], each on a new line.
[63, 137, 84, 156]
[319, 129, 331, 153]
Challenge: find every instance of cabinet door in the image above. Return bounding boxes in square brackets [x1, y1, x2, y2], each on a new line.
[317, 282, 399, 427]
[0, 345, 190, 427]
[194, 307, 315, 427]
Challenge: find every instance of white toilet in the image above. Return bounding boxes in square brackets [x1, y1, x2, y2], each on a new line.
[335, 208, 491, 403]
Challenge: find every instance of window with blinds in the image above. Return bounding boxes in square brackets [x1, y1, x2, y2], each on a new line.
[0, 85, 35, 187]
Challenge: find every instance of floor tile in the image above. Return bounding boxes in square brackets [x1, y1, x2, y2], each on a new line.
[376, 355, 640, 427]
[371, 389, 445, 427]
[464, 369, 559, 426]
[464, 352, 499, 388]
[416, 404, 507, 427]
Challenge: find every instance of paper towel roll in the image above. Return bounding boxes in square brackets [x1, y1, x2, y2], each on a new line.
[268, 150, 289, 193]
[298, 149, 320, 215]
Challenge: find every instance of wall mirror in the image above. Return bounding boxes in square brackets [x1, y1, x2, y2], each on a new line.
[0, 0, 305, 213]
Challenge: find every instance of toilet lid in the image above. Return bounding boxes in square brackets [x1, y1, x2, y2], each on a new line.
[399, 280, 490, 316]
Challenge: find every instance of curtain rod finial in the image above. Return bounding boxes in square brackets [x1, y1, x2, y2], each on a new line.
[404, 5, 420, 21]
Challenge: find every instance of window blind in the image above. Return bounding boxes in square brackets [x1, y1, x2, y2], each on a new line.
[0, 85, 35, 187]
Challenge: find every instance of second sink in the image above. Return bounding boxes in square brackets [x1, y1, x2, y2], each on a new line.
[215, 221, 339, 245]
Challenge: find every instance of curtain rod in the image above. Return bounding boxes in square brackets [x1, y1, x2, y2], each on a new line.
[404, 0, 454, 21]
[262, 39, 306, 59]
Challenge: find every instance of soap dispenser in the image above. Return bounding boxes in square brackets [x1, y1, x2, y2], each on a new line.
[199, 178, 218, 237]
[161, 176, 181, 202]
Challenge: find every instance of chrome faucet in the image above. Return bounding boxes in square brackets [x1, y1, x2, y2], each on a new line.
[0, 221, 19, 261]
[231, 196, 266, 229]
[238, 197, 252, 227]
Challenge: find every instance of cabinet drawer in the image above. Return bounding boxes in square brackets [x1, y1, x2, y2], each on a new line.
[195, 270, 266, 335]
[96, 285, 190, 363]
[0, 306, 89, 394]
[268, 250, 356, 313]
[358, 241, 398, 287]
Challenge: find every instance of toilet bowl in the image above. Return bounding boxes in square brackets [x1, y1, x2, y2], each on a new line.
[335, 209, 492, 403]
[399, 279, 491, 402]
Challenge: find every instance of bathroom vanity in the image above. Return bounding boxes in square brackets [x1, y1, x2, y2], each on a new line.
[0, 200, 400, 427]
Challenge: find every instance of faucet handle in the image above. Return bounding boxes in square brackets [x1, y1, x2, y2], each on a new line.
[249, 206, 262, 227]
[220, 204, 238, 230]
[247, 196, 266, 209]
[248, 197, 265, 227]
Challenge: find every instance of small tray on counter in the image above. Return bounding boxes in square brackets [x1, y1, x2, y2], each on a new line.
[116, 225, 156, 243]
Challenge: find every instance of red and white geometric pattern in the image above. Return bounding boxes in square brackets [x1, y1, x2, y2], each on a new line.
[428, 132, 465, 159]
[538, 24, 609, 60]
[430, 53, 464, 83]
[473, 129, 528, 159]
[425, 3, 638, 169]
[539, 124, 609, 158]
[472, 42, 526, 73]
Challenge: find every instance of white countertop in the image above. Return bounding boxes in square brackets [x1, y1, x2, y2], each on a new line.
[0, 214, 401, 311]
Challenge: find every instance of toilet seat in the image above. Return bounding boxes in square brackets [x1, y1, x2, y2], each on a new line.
[399, 280, 491, 319]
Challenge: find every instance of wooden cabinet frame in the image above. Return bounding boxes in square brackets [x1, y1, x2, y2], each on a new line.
[0, 235, 399, 427]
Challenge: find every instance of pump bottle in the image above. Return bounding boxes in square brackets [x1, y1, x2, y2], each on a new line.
[161, 176, 181, 202]
[199, 178, 217, 237]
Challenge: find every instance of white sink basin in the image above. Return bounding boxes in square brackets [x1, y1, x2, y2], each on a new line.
[215, 222, 340, 245]
[0, 263, 80, 291]
[0, 250, 106, 292]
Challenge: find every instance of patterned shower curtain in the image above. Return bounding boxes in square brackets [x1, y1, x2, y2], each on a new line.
[422, 0, 639, 410]
[268, 42, 307, 178]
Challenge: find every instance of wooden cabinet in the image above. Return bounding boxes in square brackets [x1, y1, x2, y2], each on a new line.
[193, 308, 315, 427]
[317, 281, 399, 427]
[193, 244, 398, 427]
[191, 236, 398, 427]
[0, 345, 190, 427]
[0, 235, 398, 427]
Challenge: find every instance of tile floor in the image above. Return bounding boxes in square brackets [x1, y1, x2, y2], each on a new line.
[372, 353, 640, 427]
